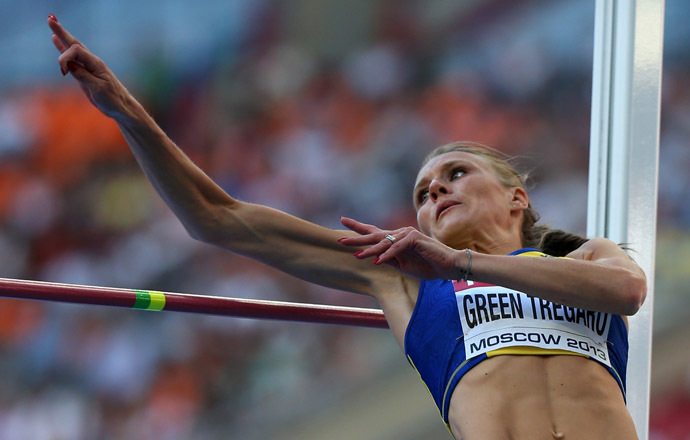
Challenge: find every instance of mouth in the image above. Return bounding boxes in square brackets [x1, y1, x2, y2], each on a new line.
[436, 201, 462, 220]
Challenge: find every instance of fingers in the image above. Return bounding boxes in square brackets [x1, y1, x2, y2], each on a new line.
[338, 216, 392, 248]
[354, 238, 394, 260]
[47, 15, 85, 52]
[339, 217, 380, 235]
[350, 227, 416, 262]
[339, 217, 423, 264]
[51, 34, 68, 53]
[338, 233, 382, 247]
[47, 14, 97, 79]
[338, 217, 388, 257]
[58, 44, 104, 81]
[373, 230, 419, 264]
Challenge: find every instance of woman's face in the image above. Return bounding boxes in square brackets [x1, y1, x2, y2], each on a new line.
[413, 151, 524, 248]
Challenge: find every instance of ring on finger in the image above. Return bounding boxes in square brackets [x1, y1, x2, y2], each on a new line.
[384, 234, 396, 244]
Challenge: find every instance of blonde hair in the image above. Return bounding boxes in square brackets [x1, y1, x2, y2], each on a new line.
[420, 141, 586, 255]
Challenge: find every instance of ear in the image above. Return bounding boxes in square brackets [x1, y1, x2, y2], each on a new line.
[509, 187, 529, 211]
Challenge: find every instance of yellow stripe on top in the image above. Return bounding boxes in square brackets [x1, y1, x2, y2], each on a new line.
[487, 346, 589, 358]
[518, 250, 553, 258]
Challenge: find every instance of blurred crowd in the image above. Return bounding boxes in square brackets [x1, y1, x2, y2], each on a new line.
[0, 1, 689, 438]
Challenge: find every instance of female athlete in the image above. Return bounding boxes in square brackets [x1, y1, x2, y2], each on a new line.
[47, 14, 646, 440]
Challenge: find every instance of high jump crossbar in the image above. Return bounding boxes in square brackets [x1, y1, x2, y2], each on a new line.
[588, 1, 664, 439]
[0, 277, 388, 329]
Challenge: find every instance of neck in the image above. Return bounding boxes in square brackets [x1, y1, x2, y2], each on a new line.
[469, 240, 523, 256]
[447, 228, 523, 256]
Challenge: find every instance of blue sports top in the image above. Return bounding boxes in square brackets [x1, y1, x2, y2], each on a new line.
[404, 248, 629, 427]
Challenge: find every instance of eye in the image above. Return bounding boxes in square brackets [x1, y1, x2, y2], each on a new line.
[450, 169, 466, 180]
[417, 189, 429, 205]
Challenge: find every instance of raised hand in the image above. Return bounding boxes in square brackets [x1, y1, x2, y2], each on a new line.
[339, 217, 469, 281]
[47, 14, 130, 118]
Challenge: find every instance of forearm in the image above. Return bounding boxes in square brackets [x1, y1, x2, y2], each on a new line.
[112, 94, 233, 239]
[464, 252, 646, 315]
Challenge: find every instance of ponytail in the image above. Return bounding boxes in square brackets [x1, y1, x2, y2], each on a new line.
[521, 204, 588, 257]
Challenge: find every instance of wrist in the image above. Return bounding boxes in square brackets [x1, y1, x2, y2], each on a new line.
[112, 95, 159, 135]
[111, 92, 143, 123]
[455, 249, 473, 282]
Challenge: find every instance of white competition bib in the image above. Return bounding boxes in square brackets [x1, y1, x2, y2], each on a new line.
[454, 281, 612, 367]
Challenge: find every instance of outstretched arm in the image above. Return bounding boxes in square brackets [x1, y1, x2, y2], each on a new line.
[471, 238, 646, 315]
[340, 218, 646, 316]
[46, 15, 416, 300]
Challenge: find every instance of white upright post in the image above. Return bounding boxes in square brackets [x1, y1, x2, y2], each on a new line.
[588, 1, 664, 439]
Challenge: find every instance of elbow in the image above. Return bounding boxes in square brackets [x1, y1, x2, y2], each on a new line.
[184, 216, 224, 245]
[181, 205, 228, 245]
[184, 201, 247, 246]
[619, 272, 647, 316]
[186, 224, 213, 243]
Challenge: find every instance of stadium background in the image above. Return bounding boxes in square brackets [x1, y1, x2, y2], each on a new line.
[0, 1, 689, 438]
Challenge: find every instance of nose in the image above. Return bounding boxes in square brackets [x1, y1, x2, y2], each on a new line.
[428, 179, 449, 201]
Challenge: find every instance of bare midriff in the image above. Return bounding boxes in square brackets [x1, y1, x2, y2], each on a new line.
[448, 355, 638, 440]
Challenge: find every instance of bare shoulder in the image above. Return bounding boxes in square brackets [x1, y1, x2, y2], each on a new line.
[567, 238, 645, 276]
[567, 237, 622, 259]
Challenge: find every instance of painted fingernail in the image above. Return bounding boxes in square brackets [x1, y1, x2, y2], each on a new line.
[60, 66, 67, 76]
[48, 14, 58, 22]
[337, 238, 347, 243]
[372, 257, 380, 264]
[353, 251, 364, 257]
